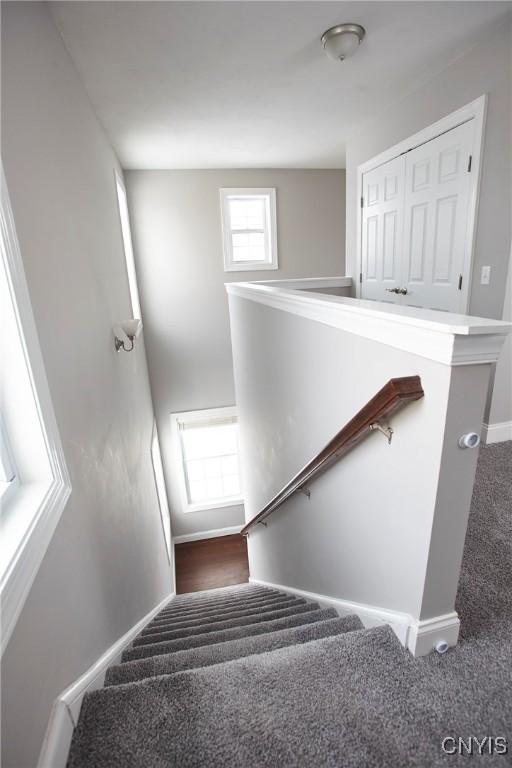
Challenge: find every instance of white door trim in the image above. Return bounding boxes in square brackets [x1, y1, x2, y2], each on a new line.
[356, 95, 487, 313]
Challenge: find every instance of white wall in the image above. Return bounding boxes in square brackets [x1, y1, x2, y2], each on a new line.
[228, 293, 494, 652]
[125, 169, 345, 537]
[1, 6, 173, 767]
[487, 247, 512, 432]
[346, 17, 511, 321]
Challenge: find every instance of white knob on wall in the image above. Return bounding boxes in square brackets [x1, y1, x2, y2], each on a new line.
[458, 432, 481, 449]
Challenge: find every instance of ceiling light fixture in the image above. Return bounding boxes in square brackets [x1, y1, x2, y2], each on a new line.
[321, 23, 366, 62]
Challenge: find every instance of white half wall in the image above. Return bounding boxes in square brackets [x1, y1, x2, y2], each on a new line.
[125, 169, 345, 537]
[1, 6, 173, 766]
[228, 287, 506, 653]
[484, 246, 512, 441]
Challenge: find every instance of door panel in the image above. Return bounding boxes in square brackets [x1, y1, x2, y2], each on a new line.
[402, 121, 474, 311]
[361, 155, 405, 304]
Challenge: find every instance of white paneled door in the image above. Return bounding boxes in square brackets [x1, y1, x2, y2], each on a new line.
[361, 155, 405, 304]
[361, 120, 475, 312]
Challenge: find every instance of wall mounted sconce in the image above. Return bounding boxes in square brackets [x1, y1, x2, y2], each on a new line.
[113, 319, 143, 352]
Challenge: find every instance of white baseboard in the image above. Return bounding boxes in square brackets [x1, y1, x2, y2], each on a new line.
[249, 577, 459, 657]
[482, 421, 512, 444]
[37, 590, 175, 768]
[407, 612, 460, 656]
[249, 576, 410, 645]
[173, 525, 243, 544]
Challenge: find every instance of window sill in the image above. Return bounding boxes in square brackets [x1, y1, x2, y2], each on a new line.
[182, 497, 244, 514]
[224, 261, 278, 273]
[1, 478, 70, 654]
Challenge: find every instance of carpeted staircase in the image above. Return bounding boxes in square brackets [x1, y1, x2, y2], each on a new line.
[67, 584, 365, 766]
[64, 443, 512, 767]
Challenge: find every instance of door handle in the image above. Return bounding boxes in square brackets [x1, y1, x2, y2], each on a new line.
[385, 287, 408, 295]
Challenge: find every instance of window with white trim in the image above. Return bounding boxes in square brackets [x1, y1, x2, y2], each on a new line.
[171, 407, 243, 513]
[151, 421, 172, 563]
[0, 423, 16, 501]
[220, 188, 278, 272]
[1, 169, 71, 654]
[115, 170, 142, 319]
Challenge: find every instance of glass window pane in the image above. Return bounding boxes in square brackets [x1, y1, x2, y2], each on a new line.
[222, 455, 238, 475]
[116, 176, 141, 319]
[205, 457, 222, 479]
[229, 198, 265, 230]
[206, 477, 223, 499]
[0, 432, 15, 483]
[231, 231, 266, 263]
[182, 423, 237, 460]
[179, 415, 242, 507]
[232, 233, 249, 248]
[223, 475, 240, 497]
[232, 246, 250, 262]
[189, 479, 208, 503]
[186, 459, 204, 483]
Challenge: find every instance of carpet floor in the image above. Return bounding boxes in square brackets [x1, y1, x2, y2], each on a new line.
[67, 443, 512, 767]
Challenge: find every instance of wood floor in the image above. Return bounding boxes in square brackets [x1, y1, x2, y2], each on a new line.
[174, 534, 249, 594]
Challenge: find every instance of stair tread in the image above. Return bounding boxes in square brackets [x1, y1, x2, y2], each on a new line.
[150, 592, 291, 625]
[140, 597, 305, 637]
[172, 583, 265, 601]
[68, 626, 405, 768]
[122, 605, 331, 662]
[134, 600, 312, 646]
[161, 586, 274, 613]
[106, 615, 363, 686]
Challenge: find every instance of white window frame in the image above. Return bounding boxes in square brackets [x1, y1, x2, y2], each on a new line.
[170, 406, 244, 514]
[220, 188, 278, 272]
[115, 170, 142, 319]
[1, 168, 71, 655]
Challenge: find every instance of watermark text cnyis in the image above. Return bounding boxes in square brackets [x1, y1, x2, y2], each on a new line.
[441, 736, 508, 756]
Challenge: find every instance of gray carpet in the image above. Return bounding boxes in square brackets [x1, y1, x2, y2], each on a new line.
[67, 443, 512, 767]
[106, 615, 363, 686]
[147, 593, 298, 627]
[139, 596, 307, 636]
[122, 604, 331, 662]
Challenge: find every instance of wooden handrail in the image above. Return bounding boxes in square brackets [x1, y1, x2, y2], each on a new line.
[241, 376, 424, 536]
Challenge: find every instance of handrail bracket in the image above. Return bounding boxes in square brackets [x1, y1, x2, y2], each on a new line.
[369, 422, 393, 445]
[298, 486, 311, 499]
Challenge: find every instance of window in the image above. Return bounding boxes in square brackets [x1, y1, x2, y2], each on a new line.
[170, 407, 243, 513]
[220, 188, 278, 272]
[151, 421, 172, 564]
[1, 169, 71, 653]
[0, 423, 16, 501]
[115, 170, 142, 319]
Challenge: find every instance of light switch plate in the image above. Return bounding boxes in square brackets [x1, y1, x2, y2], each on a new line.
[480, 265, 491, 285]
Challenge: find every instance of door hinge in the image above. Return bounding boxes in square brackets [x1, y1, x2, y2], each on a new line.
[359, 272, 363, 284]
[467, 155, 472, 173]
[458, 274, 463, 290]
[360, 196, 364, 209]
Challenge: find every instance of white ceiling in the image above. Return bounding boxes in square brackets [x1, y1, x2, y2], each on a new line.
[51, 1, 510, 169]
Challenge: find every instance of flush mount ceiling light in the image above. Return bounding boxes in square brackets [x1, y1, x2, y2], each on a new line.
[321, 23, 366, 61]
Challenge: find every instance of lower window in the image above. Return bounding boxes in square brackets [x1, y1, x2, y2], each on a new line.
[170, 407, 243, 513]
